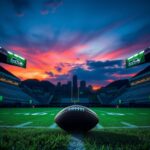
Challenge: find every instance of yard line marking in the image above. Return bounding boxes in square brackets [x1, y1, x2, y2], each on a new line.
[0, 125, 150, 129]
[101, 114, 105, 116]
[24, 113, 30, 115]
[50, 113, 55, 115]
[31, 112, 47, 116]
[121, 122, 137, 128]
[15, 113, 23, 115]
[15, 122, 32, 128]
[49, 123, 58, 129]
[68, 133, 85, 150]
[139, 113, 148, 115]
[103, 126, 150, 129]
[15, 112, 48, 116]
[96, 123, 104, 129]
[107, 112, 125, 116]
[126, 113, 134, 115]
[0, 125, 48, 128]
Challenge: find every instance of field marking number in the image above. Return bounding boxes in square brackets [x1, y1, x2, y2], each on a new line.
[15, 112, 48, 116]
[107, 112, 125, 116]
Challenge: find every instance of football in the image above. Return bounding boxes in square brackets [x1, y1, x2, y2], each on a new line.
[54, 105, 99, 132]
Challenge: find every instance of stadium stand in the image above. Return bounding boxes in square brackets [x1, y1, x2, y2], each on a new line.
[0, 82, 39, 105]
[60, 98, 90, 103]
[112, 82, 150, 105]
[112, 65, 150, 105]
[50, 96, 100, 107]
[97, 79, 129, 104]
[20, 79, 55, 105]
[0, 66, 39, 106]
[0, 65, 20, 86]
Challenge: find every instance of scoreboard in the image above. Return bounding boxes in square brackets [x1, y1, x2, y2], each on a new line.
[0, 47, 26, 68]
[126, 47, 150, 68]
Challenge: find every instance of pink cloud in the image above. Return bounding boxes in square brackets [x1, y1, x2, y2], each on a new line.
[2, 44, 88, 82]
[107, 79, 114, 83]
[112, 73, 136, 78]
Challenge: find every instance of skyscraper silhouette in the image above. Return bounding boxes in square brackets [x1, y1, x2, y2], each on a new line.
[80, 80, 86, 90]
[73, 75, 78, 98]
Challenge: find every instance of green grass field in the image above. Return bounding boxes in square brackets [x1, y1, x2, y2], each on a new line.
[0, 107, 150, 150]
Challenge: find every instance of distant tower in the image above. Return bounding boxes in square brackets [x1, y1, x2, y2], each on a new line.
[80, 80, 86, 90]
[67, 81, 71, 92]
[73, 75, 78, 98]
[88, 85, 93, 92]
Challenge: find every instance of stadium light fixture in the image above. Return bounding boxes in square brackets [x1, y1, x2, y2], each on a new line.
[0, 48, 27, 68]
[0, 96, 3, 102]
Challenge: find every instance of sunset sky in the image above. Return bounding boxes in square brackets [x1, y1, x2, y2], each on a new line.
[0, 0, 150, 88]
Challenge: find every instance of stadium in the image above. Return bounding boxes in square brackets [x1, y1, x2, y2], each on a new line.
[0, 46, 150, 150]
[0, 1, 150, 149]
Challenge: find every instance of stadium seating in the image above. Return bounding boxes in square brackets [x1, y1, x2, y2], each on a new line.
[112, 81, 150, 105]
[0, 82, 39, 105]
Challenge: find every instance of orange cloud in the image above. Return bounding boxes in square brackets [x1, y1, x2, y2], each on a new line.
[3, 44, 88, 81]
[92, 84, 102, 91]
[107, 79, 114, 83]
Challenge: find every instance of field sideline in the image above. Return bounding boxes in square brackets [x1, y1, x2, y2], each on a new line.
[0, 107, 150, 129]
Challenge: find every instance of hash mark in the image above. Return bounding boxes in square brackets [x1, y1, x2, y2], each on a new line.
[49, 123, 57, 129]
[121, 122, 137, 128]
[96, 123, 104, 129]
[15, 122, 32, 128]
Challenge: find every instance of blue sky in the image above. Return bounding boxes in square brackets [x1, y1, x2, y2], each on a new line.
[0, 0, 150, 88]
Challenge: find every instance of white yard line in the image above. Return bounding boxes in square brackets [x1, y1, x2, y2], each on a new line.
[50, 113, 55, 115]
[126, 113, 134, 115]
[96, 123, 104, 129]
[0, 125, 48, 128]
[15, 122, 32, 128]
[139, 113, 148, 115]
[27, 126, 50, 128]
[49, 123, 58, 129]
[68, 133, 85, 150]
[0, 125, 150, 129]
[101, 114, 105, 116]
[104, 126, 150, 129]
[121, 122, 137, 128]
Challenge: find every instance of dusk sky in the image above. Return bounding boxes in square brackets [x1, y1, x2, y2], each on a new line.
[0, 0, 150, 89]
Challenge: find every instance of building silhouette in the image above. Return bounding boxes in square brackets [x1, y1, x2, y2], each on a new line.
[80, 80, 86, 90]
[73, 75, 78, 98]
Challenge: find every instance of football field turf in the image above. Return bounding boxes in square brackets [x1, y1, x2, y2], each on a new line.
[0, 107, 150, 150]
[0, 107, 150, 129]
